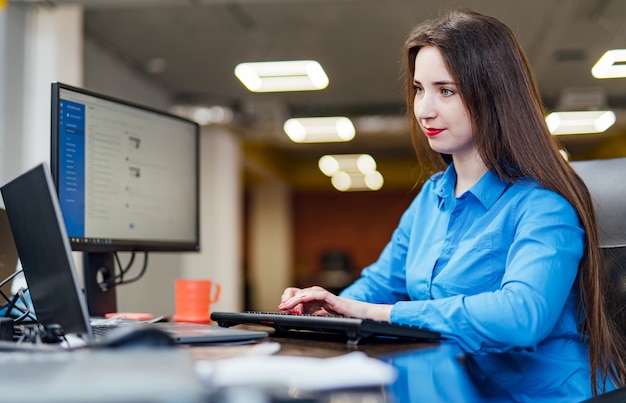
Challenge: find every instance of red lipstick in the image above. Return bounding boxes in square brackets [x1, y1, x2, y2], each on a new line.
[423, 127, 444, 137]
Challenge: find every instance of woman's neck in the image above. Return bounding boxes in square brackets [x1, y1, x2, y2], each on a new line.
[452, 156, 488, 197]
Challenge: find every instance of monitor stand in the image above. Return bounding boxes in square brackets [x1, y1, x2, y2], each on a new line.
[82, 252, 117, 317]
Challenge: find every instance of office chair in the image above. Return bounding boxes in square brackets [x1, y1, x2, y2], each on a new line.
[571, 157, 626, 308]
[571, 157, 626, 403]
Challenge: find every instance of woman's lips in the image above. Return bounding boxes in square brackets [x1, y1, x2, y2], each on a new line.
[423, 127, 444, 137]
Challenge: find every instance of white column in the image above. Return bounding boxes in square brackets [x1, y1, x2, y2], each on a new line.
[22, 4, 83, 175]
[248, 180, 293, 311]
[0, 4, 83, 290]
[179, 125, 244, 313]
[1, 3, 82, 191]
[0, 6, 17, 189]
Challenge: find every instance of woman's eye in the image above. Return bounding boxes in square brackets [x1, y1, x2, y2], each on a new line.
[414, 86, 424, 94]
[441, 88, 454, 96]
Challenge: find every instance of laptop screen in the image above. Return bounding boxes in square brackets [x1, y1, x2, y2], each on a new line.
[1, 163, 93, 339]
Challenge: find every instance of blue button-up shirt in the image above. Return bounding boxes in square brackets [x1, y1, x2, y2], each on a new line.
[340, 164, 603, 400]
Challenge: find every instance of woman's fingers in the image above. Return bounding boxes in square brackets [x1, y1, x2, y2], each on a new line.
[279, 285, 390, 321]
[280, 287, 302, 303]
[278, 286, 333, 311]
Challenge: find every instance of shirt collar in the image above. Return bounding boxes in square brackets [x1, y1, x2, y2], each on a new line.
[434, 163, 509, 210]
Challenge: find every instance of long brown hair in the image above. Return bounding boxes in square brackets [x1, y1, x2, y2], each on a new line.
[403, 9, 626, 395]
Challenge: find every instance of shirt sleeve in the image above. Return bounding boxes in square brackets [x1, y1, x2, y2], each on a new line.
[391, 189, 584, 354]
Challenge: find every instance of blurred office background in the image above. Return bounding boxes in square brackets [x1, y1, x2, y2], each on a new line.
[1, 0, 626, 316]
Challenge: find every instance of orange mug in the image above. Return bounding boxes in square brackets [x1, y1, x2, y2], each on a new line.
[173, 279, 221, 324]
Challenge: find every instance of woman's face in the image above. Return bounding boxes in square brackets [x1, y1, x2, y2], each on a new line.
[413, 46, 477, 164]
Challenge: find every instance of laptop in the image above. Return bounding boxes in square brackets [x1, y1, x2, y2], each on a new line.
[0, 163, 268, 345]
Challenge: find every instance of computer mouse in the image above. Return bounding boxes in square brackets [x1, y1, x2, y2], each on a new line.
[98, 326, 176, 349]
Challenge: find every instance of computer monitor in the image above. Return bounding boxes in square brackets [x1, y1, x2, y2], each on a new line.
[50, 82, 200, 316]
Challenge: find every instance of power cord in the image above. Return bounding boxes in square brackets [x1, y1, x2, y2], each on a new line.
[16, 323, 64, 344]
[114, 252, 136, 284]
[97, 251, 149, 291]
[0, 269, 23, 302]
[0, 284, 37, 323]
[112, 251, 149, 286]
[0, 270, 31, 320]
[0, 273, 71, 349]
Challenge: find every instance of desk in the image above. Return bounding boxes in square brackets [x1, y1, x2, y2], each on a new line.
[191, 328, 434, 359]
[188, 327, 484, 403]
[0, 328, 483, 403]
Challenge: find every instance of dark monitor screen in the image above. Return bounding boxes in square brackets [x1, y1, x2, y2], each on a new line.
[50, 82, 200, 253]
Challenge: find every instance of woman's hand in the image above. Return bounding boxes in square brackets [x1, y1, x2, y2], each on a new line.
[278, 285, 393, 322]
[280, 287, 306, 314]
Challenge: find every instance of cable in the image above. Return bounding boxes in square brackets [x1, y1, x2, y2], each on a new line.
[1, 287, 36, 322]
[101, 251, 149, 288]
[115, 251, 148, 286]
[0, 269, 23, 307]
[12, 288, 36, 323]
[0, 269, 23, 289]
[114, 251, 136, 284]
[14, 322, 65, 345]
[3, 293, 21, 318]
[98, 251, 138, 290]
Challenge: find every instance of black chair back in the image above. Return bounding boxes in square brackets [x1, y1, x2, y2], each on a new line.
[571, 157, 626, 324]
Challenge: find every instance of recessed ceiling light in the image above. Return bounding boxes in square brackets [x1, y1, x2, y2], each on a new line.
[592, 49, 626, 79]
[284, 117, 355, 143]
[318, 154, 383, 191]
[318, 154, 376, 177]
[331, 171, 384, 192]
[234, 60, 329, 92]
[545, 110, 616, 135]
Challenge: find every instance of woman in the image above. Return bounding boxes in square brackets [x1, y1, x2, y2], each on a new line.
[278, 9, 626, 400]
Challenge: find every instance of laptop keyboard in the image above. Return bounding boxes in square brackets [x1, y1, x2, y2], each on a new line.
[91, 325, 119, 338]
[89, 318, 128, 339]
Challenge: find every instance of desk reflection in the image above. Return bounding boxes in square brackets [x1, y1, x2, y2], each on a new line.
[384, 342, 485, 403]
[194, 332, 488, 402]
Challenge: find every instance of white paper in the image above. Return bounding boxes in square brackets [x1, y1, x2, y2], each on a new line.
[195, 351, 397, 391]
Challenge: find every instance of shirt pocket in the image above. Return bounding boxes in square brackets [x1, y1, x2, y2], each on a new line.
[433, 232, 505, 296]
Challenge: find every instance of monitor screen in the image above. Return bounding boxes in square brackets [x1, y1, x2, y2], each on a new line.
[50, 82, 200, 253]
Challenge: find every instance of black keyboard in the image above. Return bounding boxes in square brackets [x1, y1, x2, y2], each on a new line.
[211, 311, 441, 345]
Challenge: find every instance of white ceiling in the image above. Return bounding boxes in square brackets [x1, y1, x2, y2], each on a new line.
[11, 0, 626, 186]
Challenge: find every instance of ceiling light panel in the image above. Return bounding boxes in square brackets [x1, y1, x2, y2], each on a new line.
[284, 117, 355, 143]
[545, 110, 616, 135]
[318, 154, 376, 176]
[592, 49, 626, 79]
[318, 154, 384, 191]
[331, 171, 384, 192]
[234, 60, 329, 92]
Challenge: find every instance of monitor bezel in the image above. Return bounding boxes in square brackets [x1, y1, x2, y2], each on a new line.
[50, 82, 201, 253]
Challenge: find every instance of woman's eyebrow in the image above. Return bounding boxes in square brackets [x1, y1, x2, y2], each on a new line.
[431, 79, 456, 86]
[413, 79, 456, 86]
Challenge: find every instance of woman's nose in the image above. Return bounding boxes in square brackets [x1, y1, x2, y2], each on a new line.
[414, 95, 436, 121]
